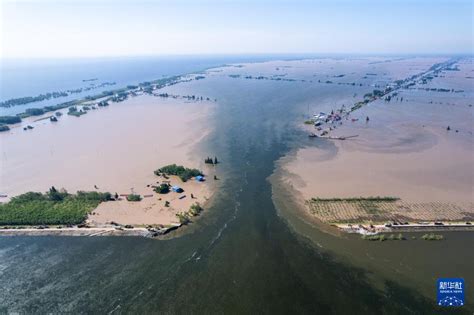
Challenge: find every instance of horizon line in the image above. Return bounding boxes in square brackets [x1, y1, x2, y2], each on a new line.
[2, 52, 473, 61]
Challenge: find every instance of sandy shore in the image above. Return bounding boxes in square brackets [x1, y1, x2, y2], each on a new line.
[89, 175, 213, 226]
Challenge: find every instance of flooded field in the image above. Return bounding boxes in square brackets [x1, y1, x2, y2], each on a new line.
[0, 57, 472, 313]
[0, 95, 214, 198]
[306, 198, 474, 224]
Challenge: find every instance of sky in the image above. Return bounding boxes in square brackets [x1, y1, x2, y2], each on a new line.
[1, 0, 473, 58]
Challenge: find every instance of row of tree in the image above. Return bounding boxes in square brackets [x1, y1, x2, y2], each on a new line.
[204, 156, 219, 165]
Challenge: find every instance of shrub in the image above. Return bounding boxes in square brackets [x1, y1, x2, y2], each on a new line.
[25, 108, 44, 116]
[0, 116, 21, 124]
[126, 194, 142, 202]
[421, 233, 444, 241]
[176, 213, 190, 225]
[154, 184, 170, 194]
[155, 164, 202, 182]
[189, 203, 203, 216]
[76, 191, 112, 201]
[47, 186, 68, 201]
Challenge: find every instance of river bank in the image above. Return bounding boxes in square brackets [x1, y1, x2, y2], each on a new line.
[0, 226, 154, 237]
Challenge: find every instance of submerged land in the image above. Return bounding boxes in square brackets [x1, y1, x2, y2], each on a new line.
[1, 56, 473, 312]
[0, 83, 218, 236]
[272, 56, 473, 235]
[1, 56, 473, 238]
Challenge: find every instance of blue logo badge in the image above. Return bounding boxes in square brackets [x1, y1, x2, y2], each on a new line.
[437, 278, 464, 307]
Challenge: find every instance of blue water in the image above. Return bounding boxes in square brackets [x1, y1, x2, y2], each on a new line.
[0, 54, 294, 115]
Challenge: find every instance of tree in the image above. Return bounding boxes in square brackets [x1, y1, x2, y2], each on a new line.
[0, 116, 21, 125]
[154, 184, 170, 194]
[126, 194, 142, 202]
[156, 164, 202, 182]
[189, 203, 203, 216]
[176, 212, 190, 224]
[47, 186, 67, 201]
[25, 108, 45, 116]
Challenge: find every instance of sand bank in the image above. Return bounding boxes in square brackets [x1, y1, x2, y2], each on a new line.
[89, 175, 212, 226]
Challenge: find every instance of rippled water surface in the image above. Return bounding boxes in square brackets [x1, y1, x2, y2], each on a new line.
[1, 57, 472, 314]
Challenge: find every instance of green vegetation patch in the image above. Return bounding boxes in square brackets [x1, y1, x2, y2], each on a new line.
[176, 212, 191, 225]
[25, 108, 45, 116]
[421, 233, 444, 241]
[0, 116, 22, 125]
[68, 106, 87, 117]
[0, 187, 111, 225]
[175, 203, 204, 225]
[189, 203, 203, 216]
[154, 184, 170, 194]
[126, 194, 142, 202]
[362, 233, 405, 241]
[155, 164, 202, 182]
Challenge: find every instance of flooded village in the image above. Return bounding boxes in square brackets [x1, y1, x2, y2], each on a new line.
[1, 56, 473, 311]
[1, 57, 473, 239]
[2, 0, 473, 312]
